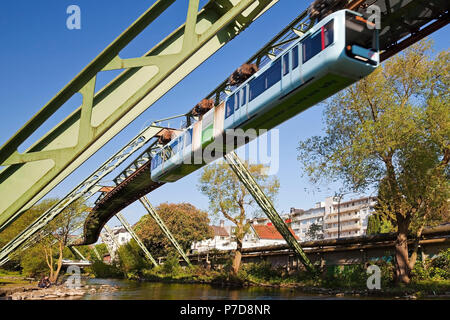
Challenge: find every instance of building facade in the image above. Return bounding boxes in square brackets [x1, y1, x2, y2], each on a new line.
[289, 196, 377, 240]
[322, 196, 376, 239]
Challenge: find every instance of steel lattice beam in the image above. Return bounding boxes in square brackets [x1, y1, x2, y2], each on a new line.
[0, 0, 278, 231]
[69, 246, 88, 262]
[0, 125, 163, 263]
[116, 212, 158, 267]
[139, 196, 191, 266]
[224, 151, 315, 273]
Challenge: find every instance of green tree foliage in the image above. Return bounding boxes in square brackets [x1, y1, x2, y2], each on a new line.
[305, 223, 324, 241]
[198, 161, 280, 273]
[366, 214, 394, 235]
[0, 199, 58, 249]
[117, 239, 151, 277]
[135, 202, 212, 258]
[4, 198, 89, 282]
[19, 244, 48, 277]
[297, 40, 449, 284]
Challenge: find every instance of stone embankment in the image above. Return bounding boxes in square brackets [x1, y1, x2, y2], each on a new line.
[3, 283, 118, 300]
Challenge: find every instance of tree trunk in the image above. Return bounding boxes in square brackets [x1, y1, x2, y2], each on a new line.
[232, 238, 243, 274]
[51, 241, 64, 283]
[394, 217, 411, 284]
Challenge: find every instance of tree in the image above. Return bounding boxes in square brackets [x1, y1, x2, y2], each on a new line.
[17, 198, 89, 283]
[297, 40, 449, 284]
[0, 199, 57, 249]
[305, 223, 324, 241]
[366, 214, 394, 235]
[117, 239, 151, 276]
[135, 202, 212, 258]
[199, 161, 280, 274]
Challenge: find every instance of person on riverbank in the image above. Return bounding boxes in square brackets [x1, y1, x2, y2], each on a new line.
[37, 276, 51, 289]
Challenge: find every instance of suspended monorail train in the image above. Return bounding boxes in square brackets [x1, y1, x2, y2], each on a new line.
[151, 9, 379, 182]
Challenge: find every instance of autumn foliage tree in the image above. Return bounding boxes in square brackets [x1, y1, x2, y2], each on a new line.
[199, 161, 280, 274]
[297, 40, 449, 284]
[134, 202, 212, 258]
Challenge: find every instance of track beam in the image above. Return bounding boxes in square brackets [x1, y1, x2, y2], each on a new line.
[0, 0, 278, 231]
[224, 151, 315, 273]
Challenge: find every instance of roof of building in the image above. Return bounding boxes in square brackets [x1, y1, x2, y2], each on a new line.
[210, 225, 229, 237]
[252, 224, 299, 241]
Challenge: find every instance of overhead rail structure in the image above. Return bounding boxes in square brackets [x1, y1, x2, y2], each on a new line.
[75, 0, 449, 253]
[0, 0, 279, 232]
[1, 0, 448, 264]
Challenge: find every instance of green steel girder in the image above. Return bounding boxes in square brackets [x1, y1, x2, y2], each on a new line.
[139, 196, 192, 266]
[0, 125, 163, 264]
[69, 246, 88, 262]
[224, 151, 315, 273]
[116, 212, 158, 267]
[0, 0, 278, 231]
[102, 224, 121, 262]
[92, 246, 102, 261]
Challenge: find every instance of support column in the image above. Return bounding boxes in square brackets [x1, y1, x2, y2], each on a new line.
[92, 246, 102, 261]
[69, 246, 88, 261]
[139, 196, 191, 266]
[102, 225, 120, 262]
[224, 151, 315, 273]
[116, 212, 158, 267]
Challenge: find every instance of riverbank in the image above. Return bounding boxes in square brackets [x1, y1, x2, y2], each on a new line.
[129, 264, 450, 300]
[0, 272, 119, 300]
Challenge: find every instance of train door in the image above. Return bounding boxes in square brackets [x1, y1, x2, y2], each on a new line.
[291, 44, 300, 85]
[235, 87, 247, 125]
[281, 51, 291, 92]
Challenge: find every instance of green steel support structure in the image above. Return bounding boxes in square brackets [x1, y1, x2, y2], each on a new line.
[99, 231, 115, 262]
[116, 212, 158, 267]
[69, 246, 88, 262]
[103, 225, 121, 263]
[0, 126, 163, 264]
[224, 151, 315, 273]
[0, 0, 278, 232]
[92, 246, 102, 261]
[139, 196, 191, 266]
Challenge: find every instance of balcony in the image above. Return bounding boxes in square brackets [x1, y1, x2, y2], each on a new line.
[325, 214, 360, 224]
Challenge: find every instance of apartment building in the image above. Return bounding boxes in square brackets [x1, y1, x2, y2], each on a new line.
[322, 196, 376, 239]
[289, 196, 377, 240]
[290, 202, 325, 241]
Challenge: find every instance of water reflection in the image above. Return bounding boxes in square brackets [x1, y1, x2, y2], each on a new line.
[82, 278, 342, 300]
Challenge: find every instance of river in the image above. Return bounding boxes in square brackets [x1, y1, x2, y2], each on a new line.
[81, 278, 364, 300]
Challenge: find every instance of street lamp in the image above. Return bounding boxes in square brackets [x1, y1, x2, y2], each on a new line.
[333, 193, 346, 239]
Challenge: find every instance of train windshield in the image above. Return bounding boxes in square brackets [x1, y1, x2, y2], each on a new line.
[345, 12, 379, 52]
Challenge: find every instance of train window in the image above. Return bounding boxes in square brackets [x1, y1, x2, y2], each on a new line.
[282, 53, 289, 76]
[225, 94, 235, 118]
[171, 140, 179, 155]
[324, 20, 334, 48]
[249, 60, 281, 101]
[249, 76, 265, 101]
[241, 88, 246, 107]
[292, 45, 299, 69]
[184, 128, 192, 146]
[302, 30, 321, 63]
[235, 92, 240, 111]
[266, 59, 281, 88]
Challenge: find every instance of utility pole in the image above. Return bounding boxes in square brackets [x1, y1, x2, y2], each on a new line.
[333, 193, 345, 239]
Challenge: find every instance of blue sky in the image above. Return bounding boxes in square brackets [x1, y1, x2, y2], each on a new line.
[0, 1, 448, 230]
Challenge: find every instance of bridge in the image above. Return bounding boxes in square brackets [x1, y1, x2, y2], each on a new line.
[0, 0, 448, 269]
